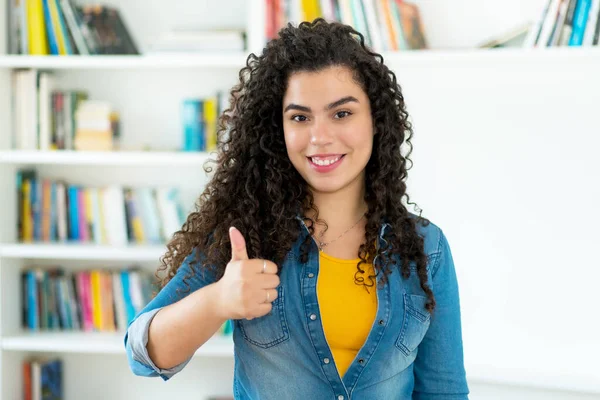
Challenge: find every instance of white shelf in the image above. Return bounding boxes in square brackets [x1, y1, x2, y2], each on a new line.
[379, 46, 600, 66]
[0, 243, 166, 261]
[2, 47, 600, 71]
[0, 150, 212, 167]
[0, 54, 248, 69]
[1, 332, 234, 357]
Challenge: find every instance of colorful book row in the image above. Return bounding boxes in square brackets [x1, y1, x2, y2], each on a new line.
[265, 0, 428, 51]
[526, 0, 600, 47]
[17, 169, 186, 245]
[21, 267, 154, 332]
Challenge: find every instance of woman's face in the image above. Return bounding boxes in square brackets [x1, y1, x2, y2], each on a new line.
[282, 66, 374, 195]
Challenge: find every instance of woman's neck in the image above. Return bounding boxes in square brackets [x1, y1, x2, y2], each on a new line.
[307, 179, 367, 234]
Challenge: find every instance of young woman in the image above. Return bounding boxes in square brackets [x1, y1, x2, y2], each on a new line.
[125, 18, 469, 400]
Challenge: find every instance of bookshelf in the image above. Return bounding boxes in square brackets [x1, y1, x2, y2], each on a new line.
[0, 150, 212, 166]
[1, 332, 234, 356]
[0, 0, 599, 399]
[0, 243, 166, 261]
[0, 54, 248, 69]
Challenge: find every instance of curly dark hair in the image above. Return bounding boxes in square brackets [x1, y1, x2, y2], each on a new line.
[157, 18, 436, 313]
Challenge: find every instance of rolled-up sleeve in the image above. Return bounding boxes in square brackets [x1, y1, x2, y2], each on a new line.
[412, 229, 470, 400]
[124, 251, 216, 381]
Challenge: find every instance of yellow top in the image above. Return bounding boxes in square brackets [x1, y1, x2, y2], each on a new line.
[317, 251, 378, 378]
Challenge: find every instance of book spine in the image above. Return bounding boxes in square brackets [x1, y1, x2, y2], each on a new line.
[28, 0, 49, 54]
[67, 185, 79, 240]
[569, 0, 592, 45]
[106, 7, 139, 54]
[33, 179, 42, 241]
[583, 0, 600, 44]
[182, 99, 204, 151]
[42, 0, 59, 54]
[59, 0, 90, 54]
[594, 0, 600, 43]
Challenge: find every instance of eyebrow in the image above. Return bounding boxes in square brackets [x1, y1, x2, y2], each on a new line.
[283, 96, 359, 113]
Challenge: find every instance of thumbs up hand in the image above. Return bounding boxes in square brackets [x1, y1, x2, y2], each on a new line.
[215, 227, 280, 321]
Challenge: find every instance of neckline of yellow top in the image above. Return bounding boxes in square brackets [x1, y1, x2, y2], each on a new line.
[319, 250, 364, 264]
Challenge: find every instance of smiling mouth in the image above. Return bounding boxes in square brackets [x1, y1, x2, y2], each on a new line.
[307, 154, 345, 166]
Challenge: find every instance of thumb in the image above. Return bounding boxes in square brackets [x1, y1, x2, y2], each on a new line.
[229, 226, 249, 261]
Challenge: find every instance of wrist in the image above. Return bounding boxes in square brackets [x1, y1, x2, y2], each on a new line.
[205, 281, 231, 323]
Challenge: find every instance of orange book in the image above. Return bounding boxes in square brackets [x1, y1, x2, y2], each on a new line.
[23, 361, 32, 400]
[382, 0, 399, 50]
[397, 1, 428, 49]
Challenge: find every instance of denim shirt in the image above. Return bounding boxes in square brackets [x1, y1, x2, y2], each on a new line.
[124, 218, 469, 400]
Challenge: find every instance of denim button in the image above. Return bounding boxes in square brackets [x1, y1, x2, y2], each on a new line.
[358, 358, 365, 365]
[378, 319, 385, 325]
[308, 273, 315, 278]
[310, 314, 317, 321]
[323, 357, 330, 364]
[338, 396, 344, 400]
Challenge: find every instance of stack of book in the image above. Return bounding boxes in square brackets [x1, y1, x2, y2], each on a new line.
[23, 358, 62, 400]
[16, 169, 187, 245]
[73, 100, 120, 151]
[8, 0, 138, 55]
[525, 0, 600, 47]
[265, 0, 428, 51]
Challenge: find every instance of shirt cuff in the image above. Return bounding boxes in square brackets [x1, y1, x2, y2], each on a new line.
[127, 307, 193, 380]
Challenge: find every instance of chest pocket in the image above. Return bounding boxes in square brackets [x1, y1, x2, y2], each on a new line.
[395, 293, 431, 356]
[236, 285, 290, 348]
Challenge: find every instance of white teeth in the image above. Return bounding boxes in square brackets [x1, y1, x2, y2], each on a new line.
[311, 156, 341, 166]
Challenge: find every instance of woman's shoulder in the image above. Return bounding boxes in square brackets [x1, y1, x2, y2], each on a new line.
[407, 212, 445, 256]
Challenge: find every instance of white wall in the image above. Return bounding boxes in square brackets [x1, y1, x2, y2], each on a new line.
[394, 28, 600, 400]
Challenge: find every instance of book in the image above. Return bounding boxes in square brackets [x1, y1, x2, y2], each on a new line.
[478, 23, 531, 48]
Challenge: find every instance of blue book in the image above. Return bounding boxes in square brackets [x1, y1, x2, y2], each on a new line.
[570, 0, 592, 45]
[40, 359, 63, 399]
[50, 182, 57, 241]
[42, 0, 60, 55]
[182, 99, 205, 151]
[121, 271, 136, 324]
[67, 185, 79, 240]
[27, 271, 38, 330]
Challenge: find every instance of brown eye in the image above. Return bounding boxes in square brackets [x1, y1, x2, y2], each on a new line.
[292, 115, 308, 122]
[334, 110, 352, 119]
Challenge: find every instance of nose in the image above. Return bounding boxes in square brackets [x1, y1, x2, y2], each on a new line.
[309, 120, 333, 146]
